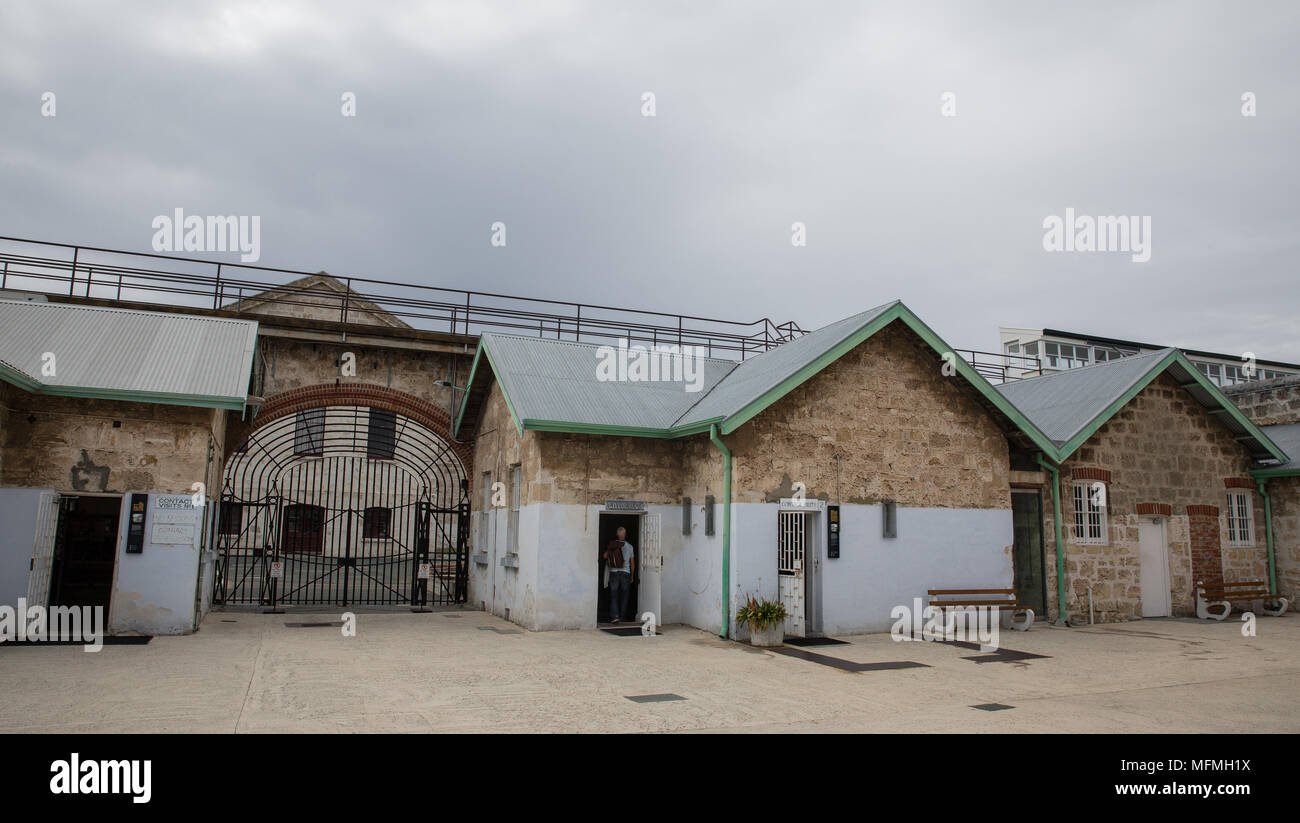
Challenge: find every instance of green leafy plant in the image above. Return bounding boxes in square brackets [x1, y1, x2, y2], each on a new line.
[735, 594, 788, 631]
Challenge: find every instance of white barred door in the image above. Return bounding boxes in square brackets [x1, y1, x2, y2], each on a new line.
[639, 514, 661, 627]
[778, 510, 806, 637]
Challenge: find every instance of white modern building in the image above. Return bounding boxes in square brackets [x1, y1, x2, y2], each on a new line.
[998, 327, 1300, 387]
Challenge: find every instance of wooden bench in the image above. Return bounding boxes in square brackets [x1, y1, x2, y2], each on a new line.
[1195, 580, 1288, 620]
[927, 588, 1035, 631]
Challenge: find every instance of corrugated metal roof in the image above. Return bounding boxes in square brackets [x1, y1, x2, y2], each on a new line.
[0, 299, 259, 410]
[1259, 423, 1300, 472]
[674, 302, 898, 427]
[997, 348, 1287, 462]
[996, 349, 1173, 445]
[467, 301, 900, 435]
[480, 333, 736, 430]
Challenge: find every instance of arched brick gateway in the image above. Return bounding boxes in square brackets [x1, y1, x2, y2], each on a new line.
[214, 383, 473, 608]
[226, 383, 474, 477]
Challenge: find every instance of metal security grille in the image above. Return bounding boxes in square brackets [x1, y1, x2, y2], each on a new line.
[778, 511, 806, 575]
[214, 405, 469, 608]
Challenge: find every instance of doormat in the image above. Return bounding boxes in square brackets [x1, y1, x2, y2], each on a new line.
[781, 636, 848, 647]
[625, 693, 685, 703]
[285, 621, 343, 628]
[601, 627, 659, 636]
[1, 635, 151, 646]
[770, 646, 928, 672]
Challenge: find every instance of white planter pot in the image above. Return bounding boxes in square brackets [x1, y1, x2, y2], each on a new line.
[748, 623, 784, 647]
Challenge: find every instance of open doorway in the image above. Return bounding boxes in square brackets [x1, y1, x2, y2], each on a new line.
[596, 512, 641, 626]
[48, 495, 121, 611]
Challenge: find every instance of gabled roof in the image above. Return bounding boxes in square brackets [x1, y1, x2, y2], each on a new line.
[997, 348, 1288, 464]
[453, 300, 1061, 456]
[0, 298, 259, 411]
[224, 273, 412, 329]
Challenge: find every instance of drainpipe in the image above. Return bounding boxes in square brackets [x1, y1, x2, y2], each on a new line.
[1037, 453, 1069, 627]
[709, 424, 732, 639]
[1258, 479, 1278, 597]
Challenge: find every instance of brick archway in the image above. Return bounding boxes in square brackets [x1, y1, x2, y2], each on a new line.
[226, 383, 473, 477]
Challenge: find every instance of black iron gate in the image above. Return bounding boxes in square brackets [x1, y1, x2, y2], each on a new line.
[213, 405, 469, 608]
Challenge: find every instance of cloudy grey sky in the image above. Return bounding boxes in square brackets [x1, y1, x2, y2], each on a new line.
[2, 1, 1297, 358]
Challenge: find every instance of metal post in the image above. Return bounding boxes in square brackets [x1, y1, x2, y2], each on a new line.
[68, 246, 79, 295]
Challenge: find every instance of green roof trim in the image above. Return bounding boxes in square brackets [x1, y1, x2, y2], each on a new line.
[521, 417, 722, 439]
[1049, 349, 1288, 464]
[459, 301, 1067, 454]
[453, 341, 523, 439]
[1252, 466, 1300, 479]
[0, 364, 248, 411]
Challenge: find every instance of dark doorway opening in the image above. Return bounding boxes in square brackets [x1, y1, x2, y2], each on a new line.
[1011, 490, 1047, 615]
[49, 495, 121, 612]
[596, 512, 641, 625]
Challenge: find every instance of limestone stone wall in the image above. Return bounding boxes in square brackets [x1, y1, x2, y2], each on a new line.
[471, 381, 543, 515]
[1042, 372, 1267, 622]
[1264, 475, 1300, 605]
[1223, 375, 1300, 425]
[0, 383, 222, 495]
[725, 322, 1011, 510]
[257, 337, 465, 411]
[532, 431, 686, 507]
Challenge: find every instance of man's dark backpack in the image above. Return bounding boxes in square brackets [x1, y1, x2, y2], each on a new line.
[604, 540, 624, 570]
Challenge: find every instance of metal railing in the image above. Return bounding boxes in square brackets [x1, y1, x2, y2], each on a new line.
[953, 349, 1043, 383]
[0, 236, 806, 359]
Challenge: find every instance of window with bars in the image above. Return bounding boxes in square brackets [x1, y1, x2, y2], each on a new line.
[1072, 482, 1107, 544]
[1226, 491, 1254, 547]
[367, 408, 397, 459]
[363, 506, 391, 539]
[294, 408, 325, 456]
[219, 503, 244, 536]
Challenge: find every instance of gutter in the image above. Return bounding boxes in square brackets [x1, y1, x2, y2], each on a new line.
[1258, 479, 1279, 597]
[1037, 453, 1069, 626]
[709, 424, 732, 639]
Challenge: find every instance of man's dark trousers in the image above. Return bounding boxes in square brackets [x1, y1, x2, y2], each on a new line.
[609, 571, 631, 621]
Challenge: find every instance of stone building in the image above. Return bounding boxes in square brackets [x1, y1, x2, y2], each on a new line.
[0, 297, 258, 635]
[999, 350, 1287, 623]
[1224, 376, 1300, 610]
[452, 300, 1071, 636]
[2, 246, 1297, 639]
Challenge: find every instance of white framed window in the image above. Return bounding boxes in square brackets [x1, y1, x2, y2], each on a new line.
[1072, 482, 1108, 544]
[1195, 361, 1223, 386]
[507, 464, 521, 554]
[1044, 341, 1090, 370]
[1226, 491, 1254, 547]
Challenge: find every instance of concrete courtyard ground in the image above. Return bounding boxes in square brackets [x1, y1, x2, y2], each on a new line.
[1, 609, 1298, 733]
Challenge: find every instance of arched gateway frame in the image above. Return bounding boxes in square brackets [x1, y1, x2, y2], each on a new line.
[214, 405, 469, 608]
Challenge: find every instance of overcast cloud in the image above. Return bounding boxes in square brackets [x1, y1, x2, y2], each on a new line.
[1, 1, 1297, 358]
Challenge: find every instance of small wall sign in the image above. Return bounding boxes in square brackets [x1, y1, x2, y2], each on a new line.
[269, 561, 284, 579]
[125, 494, 148, 554]
[828, 505, 840, 559]
[605, 499, 645, 512]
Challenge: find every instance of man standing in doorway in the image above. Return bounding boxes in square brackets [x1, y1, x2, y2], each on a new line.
[605, 526, 635, 623]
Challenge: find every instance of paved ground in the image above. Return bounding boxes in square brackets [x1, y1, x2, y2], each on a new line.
[1, 609, 1298, 733]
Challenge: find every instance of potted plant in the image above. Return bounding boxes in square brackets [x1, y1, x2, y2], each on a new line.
[735, 594, 788, 647]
